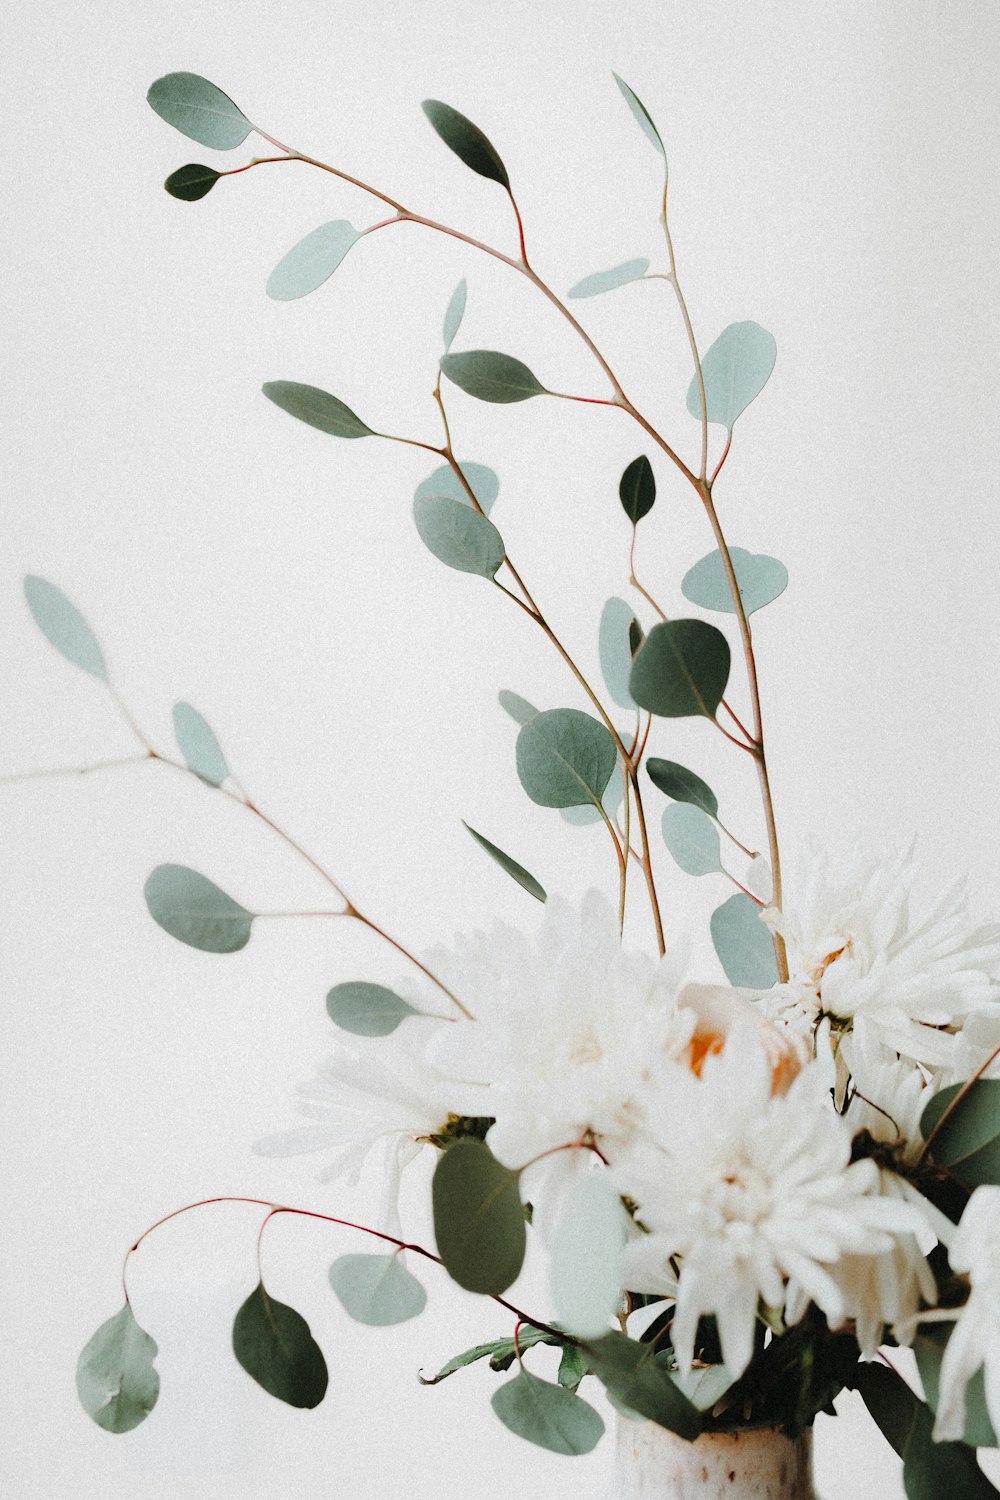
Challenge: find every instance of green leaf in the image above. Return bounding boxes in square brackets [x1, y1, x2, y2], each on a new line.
[618, 454, 656, 525]
[443, 279, 468, 351]
[516, 708, 617, 810]
[598, 597, 639, 711]
[920, 1081, 1000, 1188]
[491, 1369, 605, 1456]
[76, 1304, 160, 1435]
[23, 576, 108, 681]
[498, 690, 539, 726]
[440, 350, 547, 404]
[328, 1253, 427, 1326]
[147, 73, 253, 150]
[172, 702, 228, 787]
[560, 769, 623, 827]
[854, 1365, 998, 1500]
[557, 1344, 590, 1389]
[671, 1363, 733, 1413]
[413, 495, 505, 579]
[266, 221, 361, 302]
[144, 864, 253, 954]
[165, 163, 221, 201]
[326, 980, 418, 1037]
[419, 1327, 562, 1385]
[232, 1282, 328, 1409]
[432, 1139, 526, 1295]
[422, 100, 510, 190]
[687, 321, 777, 429]
[661, 803, 722, 877]
[414, 460, 500, 515]
[585, 1331, 700, 1439]
[914, 1326, 997, 1448]
[682, 547, 788, 617]
[629, 620, 731, 719]
[262, 381, 375, 439]
[549, 1176, 626, 1338]
[711, 893, 778, 989]
[612, 74, 667, 164]
[463, 822, 547, 903]
[645, 758, 719, 819]
[568, 259, 649, 299]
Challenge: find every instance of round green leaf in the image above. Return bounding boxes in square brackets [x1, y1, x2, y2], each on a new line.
[326, 981, 418, 1037]
[23, 576, 107, 681]
[612, 74, 667, 164]
[662, 803, 722, 877]
[914, 1326, 997, 1448]
[262, 381, 374, 439]
[498, 690, 539, 726]
[618, 454, 656, 525]
[414, 460, 499, 515]
[645, 758, 719, 819]
[629, 619, 731, 719]
[440, 350, 546, 404]
[598, 597, 639, 710]
[144, 864, 253, 954]
[711, 893, 778, 989]
[585, 1332, 700, 1439]
[491, 1369, 605, 1456]
[920, 1081, 1000, 1187]
[76, 1304, 159, 1435]
[232, 1282, 328, 1409]
[560, 768, 623, 827]
[681, 547, 788, 617]
[443, 279, 467, 351]
[421, 100, 510, 190]
[164, 163, 221, 202]
[266, 221, 361, 302]
[515, 708, 617, 810]
[432, 1139, 526, 1295]
[147, 73, 253, 151]
[568, 259, 649, 299]
[549, 1176, 626, 1338]
[463, 822, 546, 903]
[413, 495, 505, 578]
[687, 321, 777, 429]
[172, 702, 228, 787]
[328, 1253, 427, 1327]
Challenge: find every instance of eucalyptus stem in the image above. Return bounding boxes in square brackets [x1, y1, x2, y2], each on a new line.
[661, 179, 709, 483]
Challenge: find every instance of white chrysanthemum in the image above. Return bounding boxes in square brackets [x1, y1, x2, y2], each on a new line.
[931, 1186, 1000, 1442]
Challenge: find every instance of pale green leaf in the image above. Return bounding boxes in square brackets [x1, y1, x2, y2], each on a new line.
[463, 822, 546, 903]
[147, 72, 253, 150]
[598, 597, 638, 710]
[413, 495, 505, 578]
[681, 547, 788, 617]
[262, 381, 375, 438]
[662, 803, 722, 876]
[440, 350, 546, 404]
[414, 460, 499, 515]
[232, 1282, 328, 1408]
[144, 864, 253, 954]
[516, 708, 617, 809]
[710, 893, 778, 989]
[549, 1176, 626, 1338]
[687, 321, 777, 429]
[491, 1369, 605, 1456]
[326, 981, 418, 1037]
[24, 576, 107, 681]
[76, 1304, 159, 1434]
[443, 279, 468, 351]
[172, 702, 228, 787]
[568, 259, 649, 299]
[328, 1253, 427, 1326]
[422, 101, 510, 190]
[432, 1140, 525, 1295]
[629, 620, 731, 719]
[266, 221, 361, 302]
[498, 690, 539, 726]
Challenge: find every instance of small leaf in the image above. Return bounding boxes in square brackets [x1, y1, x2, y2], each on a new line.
[585, 1331, 700, 1439]
[144, 864, 253, 954]
[568, 259, 649, 299]
[23, 576, 107, 681]
[328, 1253, 427, 1327]
[165, 163, 221, 201]
[440, 350, 546, 404]
[516, 708, 617, 810]
[914, 1326, 997, 1448]
[920, 1081, 1000, 1188]
[645, 759, 719, 819]
[422, 100, 510, 190]
[232, 1282, 328, 1409]
[419, 1327, 561, 1386]
[711, 893, 778, 989]
[413, 495, 505, 579]
[491, 1369, 605, 1456]
[671, 1363, 733, 1412]
[326, 981, 418, 1037]
[172, 702, 228, 787]
[682, 547, 788, 617]
[498, 690, 539, 726]
[147, 72, 253, 150]
[598, 597, 639, 710]
[549, 1176, 626, 1338]
[618, 455, 656, 525]
[687, 321, 777, 429]
[76, 1304, 159, 1435]
[266, 221, 360, 302]
[414, 460, 499, 515]
[432, 1139, 526, 1295]
[463, 823, 546, 903]
[443, 279, 468, 351]
[262, 381, 375, 439]
[557, 1344, 589, 1389]
[612, 74, 667, 163]
[629, 620, 731, 719]
[661, 803, 722, 877]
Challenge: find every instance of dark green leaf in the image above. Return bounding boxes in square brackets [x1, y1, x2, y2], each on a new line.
[266, 221, 360, 302]
[419, 1327, 561, 1386]
[920, 1081, 1000, 1188]
[515, 708, 617, 810]
[165, 163, 221, 201]
[76, 1304, 159, 1435]
[422, 100, 510, 190]
[326, 981, 418, 1037]
[463, 822, 546, 903]
[711, 893, 778, 989]
[172, 702, 228, 787]
[232, 1282, 328, 1408]
[432, 1139, 526, 1295]
[328, 1253, 427, 1326]
[23, 576, 107, 681]
[568, 259, 649, 299]
[687, 322, 777, 429]
[491, 1369, 605, 1456]
[619, 455, 656, 524]
[557, 1344, 590, 1389]
[854, 1364, 998, 1499]
[585, 1331, 700, 1439]
[413, 495, 505, 578]
[262, 381, 375, 439]
[498, 690, 539, 726]
[443, 279, 468, 351]
[440, 350, 546, 404]
[414, 460, 499, 515]
[629, 620, 731, 719]
[612, 74, 667, 164]
[662, 803, 722, 877]
[646, 758, 719, 818]
[914, 1326, 997, 1448]
[681, 547, 788, 617]
[144, 864, 253, 954]
[598, 597, 638, 710]
[147, 73, 253, 150]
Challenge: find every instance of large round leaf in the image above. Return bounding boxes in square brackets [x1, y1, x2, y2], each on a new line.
[549, 1176, 626, 1338]
[491, 1369, 605, 1455]
[440, 351, 546, 404]
[144, 864, 253, 953]
[262, 381, 374, 439]
[618, 454, 656, 525]
[413, 460, 499, 515]
[232, 1282, 328, 1408]
[432, 1139, 526, 1295]
[646, 758, 719, 819]
[422, 100, 510, 190]
[629, 620, 730, 719]
[568, 259, 649, 300]
[598, 597, 639, 710]
[413, 495, 505, 578]
[687, 322, 777, 429]
[710, 893, 778, 989]
[266, 221, 361, 302]
[24, 576, 107, 681]
[662, 803, 722, 877]
[515, 709, 617, 810]
[681, 547, 788, 617]
[147, 73, 253, 150]
[920, 1081, 1000, 1188]
[326, 981, 418, 1037]
[173, 702, 228, 787]
[76, 1304, 159, 1435]
[329, 1254, 427, 1327]
[463, 823, 546, 903]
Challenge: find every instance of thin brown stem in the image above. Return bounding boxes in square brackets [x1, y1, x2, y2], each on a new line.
[661, 180, 709, 482]
[628, 768, 665, 955]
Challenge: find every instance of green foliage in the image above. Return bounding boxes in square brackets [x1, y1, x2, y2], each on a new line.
[687, 321, 777, 429]
[854, 1363, 998, 1499]
[612, 74, 667, 165]
[326, 981, 418, 1037]
[672, 1363, 734, 1413]
[266, 221, 360, 302]
[23, 576, 107, 681]
[414, 461, 500, 515]
[549, 1176, 626, 1338]
[440, 350, 546, 404]
[164, 164, 221, 201]
[261, 381, 375, 439]
[498, 689, 539, 726]
[584, 1332, 700, 1439]
[629, 619, 731, 719]
[422, 100, 511, 190]
[557, 1344, 590, 1389]
[144, 864, 253, 954]
[598, 597, 639, 711]
[442, 279, 467, 351]
[76, 1304, 160, 1434]
[661, 803, 722, 876]
[515, 708, 617, 810]
[914, 1325, 997, 1448]
[491, 1369, 605, 1455]
[432, 1139, 526, 1295]
[232, 1282, 328, 1409]
[463, 822, 547, 903]
[645, 758, 719, 818]
[328, 1253, 427, 1326]
[710, 893, 778, 989]
[560, 770, 623, 828]
[172, 702, 228, 787]
[147, 73, 253, 150]
[413, 495, 505, 578]
[682, 547, 788, 617]
[418, 1325, 564, 1385]
[920, 1081, 1000, 1188]
[568, 259, 649, 299]
[618, 454, 656, 524]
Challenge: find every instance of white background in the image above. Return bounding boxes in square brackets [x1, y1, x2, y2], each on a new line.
[3, 2, 1000, 1496]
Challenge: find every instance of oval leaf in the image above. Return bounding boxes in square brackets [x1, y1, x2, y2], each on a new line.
[76, 1304, 159, 1435]
[432, 1139, 526, 1295]
[413, 495, 505, 579]
[646, 758, 719, 819]
[612, 74, 666, 163]
[619, 454, 656, 525]
[443, 279, 467, 351]
[463, 822, 546, 903]
[681, 547, 788, 617]
[329, 1253, 427, 1327]
[24, 576, 107, 681]
[414, 460, 499, 515]
[550, 1176, 626, 1338]
[711, 893, 778, 989]
[920, 1081, 1000, 1187]
[440, 350, 546, 404]
[598, 597, 639, 710]
[262, 380, 374, 439]
[687, 321, 777, 429]
[516, 708, 617, 810]
[422, 100, 510, 190]
[165, 163, 221, 202]
[326, 981, 418, 1037]
[173, 702, 228, 787]
[585, 1331, 700, 1439]
[662, 803, 722, 877]
[568, 259, 649, 300]
[629, 620, 730, 719]
[498, 690, 539, 727]
[491, 1369, 605, 1456]
[147, 72, 253, 151]
[144, 864, 253, 954]
[232, 1282, 328, 1409]
[266, 221, 361, 302]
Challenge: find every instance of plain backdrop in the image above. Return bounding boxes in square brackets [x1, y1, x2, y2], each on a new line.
[3, 2, 999, 1496]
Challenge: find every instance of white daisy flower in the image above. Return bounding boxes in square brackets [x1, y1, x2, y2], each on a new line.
[930, 1186, 1000, 1442]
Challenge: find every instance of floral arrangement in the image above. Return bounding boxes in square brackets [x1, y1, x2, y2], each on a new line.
[14, 69, 1000, 1496]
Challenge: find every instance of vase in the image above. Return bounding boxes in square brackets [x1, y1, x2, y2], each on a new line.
[607, 1416, 816, 1499]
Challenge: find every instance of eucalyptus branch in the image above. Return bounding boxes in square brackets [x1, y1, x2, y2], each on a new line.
[661, 179, 709, 483]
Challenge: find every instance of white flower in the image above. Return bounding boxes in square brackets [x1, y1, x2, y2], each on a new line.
[931, 1186, 1000, 1442]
